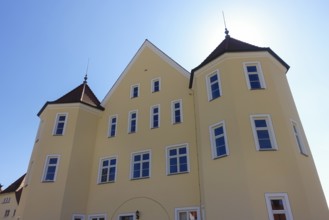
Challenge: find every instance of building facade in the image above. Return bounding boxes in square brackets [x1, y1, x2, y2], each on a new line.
[3, 32, 328, 220]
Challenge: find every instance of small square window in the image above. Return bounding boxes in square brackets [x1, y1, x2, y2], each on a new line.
[130, 84, 139, 98]
[243, 62, 266, 90]
[152, 78, 160, 93]
[53, 113, 68, 135]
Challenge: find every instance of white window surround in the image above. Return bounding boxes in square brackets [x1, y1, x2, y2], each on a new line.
[130, 150, 151, 179]
[128, 110, 138, 133]
[291, 120, 308, 156]
[265, 193, 293, 220]
[243, 62, 266, 89]
[72, 214, 85, 220]
[98, 156, 118, 184]
[151, 77, 161, 93]
[166, 143, 190, 175]
[175, 207, 201, 220]
[88, 214, 107, 220]
[171, 99, 183, 124]
[42, 155, 60, 182]
[206, 70, 222, 101]
[53, 113, 68, 135]
[250, 114, 278, 151]
[117, 212, 136, 220]
[209, 120, 229, 159]
[130, 84, 140, 98]
[108, 115, 118, 137]
[150, 104, 160, 129]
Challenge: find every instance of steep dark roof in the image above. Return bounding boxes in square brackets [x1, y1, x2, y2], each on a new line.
[0, 174, 25, 194]
[0, 174, 26, 204]
[38, 81, 104, 116]
[189, 35, 290, 88]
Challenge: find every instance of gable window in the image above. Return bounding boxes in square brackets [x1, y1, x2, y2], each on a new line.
[53, 113, 67, 135]
[128, 110, 138, 133]
[150, 105, 160, 128]
[108, 115, 118, 137]
[130, 84, 139, 98]
[291, 120, 308, 156]
[172, 100, 183, 124]
[210, 121, 229, 159]
[265, 193, 293, 220]
[42, 155, 60, 182]
[175, 207, 200, 220]
[151, 78, 160, 92]
[167, 144, 189, 175]
[98, 157, 117, 183]
[243, 62, 266, 89]
[131, 151, 151, 179]
[206, 70, 221, 100]
[250, 115, 277, 151]
[3, 197, 10, 203]
[88, 215, 106, 220]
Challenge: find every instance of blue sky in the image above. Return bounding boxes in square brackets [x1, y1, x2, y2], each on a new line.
[0, 0, 328, 206]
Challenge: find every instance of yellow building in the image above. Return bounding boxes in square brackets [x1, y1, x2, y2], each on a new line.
[3, 31, 329, 220]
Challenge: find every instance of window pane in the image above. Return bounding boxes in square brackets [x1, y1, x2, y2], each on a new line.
[169, 149, 177, 156]
[179, 147, 187, 154]
[179, 212, 188, 220]
[255, 119, 267, 127]
[271, 199, 284, 210]
[142, 153, 149, 160]
[247, 66, 257, 72]
[273, 214, 287, 220]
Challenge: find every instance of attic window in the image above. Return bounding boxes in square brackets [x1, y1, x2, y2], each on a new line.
[130, 84, 139, 98]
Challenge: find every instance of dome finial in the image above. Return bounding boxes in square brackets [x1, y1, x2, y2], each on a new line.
[222, 11, 230, 38]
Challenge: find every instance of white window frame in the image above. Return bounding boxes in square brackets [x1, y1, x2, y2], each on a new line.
[175, 207, 201, 220]
[150, 104, 160, 129]
[53, 113, 68, 135]
[130, 150, 151, 180]
[291, 120, 308, 156]
[151, 77, 161, 93]
[98, 156, 118, 184]
[209, 121, 229, 159]
[117, 213, 136, 220]
[88, 214, 107, 220]
[243, 62, 266, 89]
[250, 114, 278, 151]
[130, 84, 140, 98]
[166, 144, 190, 175]
[72, 214, 85, 220]
[171, 99, 183, 124]
[42, 155, 60, 182]
[206, 70, 222, 101]
[265, 193, 293, 220]
[108, 115, 118, 137]
[128, 110, 138, 133]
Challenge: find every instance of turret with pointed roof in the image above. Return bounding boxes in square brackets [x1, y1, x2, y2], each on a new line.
[37, 77, 104, 116]
[189, 32, 289, 88]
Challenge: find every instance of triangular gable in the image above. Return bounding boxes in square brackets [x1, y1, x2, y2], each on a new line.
[101, 39, 190, 106]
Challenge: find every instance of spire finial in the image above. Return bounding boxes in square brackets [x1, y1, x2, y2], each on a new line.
[83, 58, 89, 84]
[222, 11, 230, 38]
